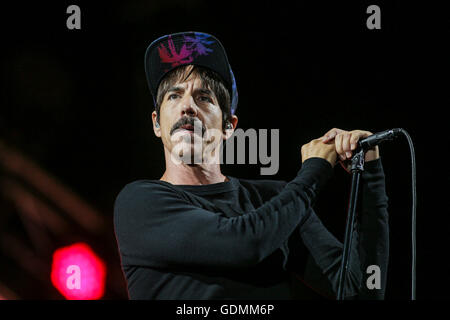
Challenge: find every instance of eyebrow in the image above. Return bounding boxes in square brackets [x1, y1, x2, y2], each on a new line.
[197, 88, 213, 96]
[166, 86, 213, 96]
[167, 86, 184, 93]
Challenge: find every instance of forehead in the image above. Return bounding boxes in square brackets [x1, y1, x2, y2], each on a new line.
[166, 65, 208, 86]
[170, 75, 207, 90]
[163, 73, 217, 100]
[170, 67, 211, 89]
[157, 65, 223, 105]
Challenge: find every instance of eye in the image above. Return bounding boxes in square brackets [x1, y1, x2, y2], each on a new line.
[198, 96, 213, 103]
[168, 93, 180, 100]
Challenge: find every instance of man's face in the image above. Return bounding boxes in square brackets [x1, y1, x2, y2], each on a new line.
[155, 71, 225, 164]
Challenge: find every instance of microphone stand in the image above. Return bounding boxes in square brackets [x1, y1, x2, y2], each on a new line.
[336, 148, 365, 300]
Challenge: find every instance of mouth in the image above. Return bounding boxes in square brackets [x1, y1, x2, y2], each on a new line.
[180, 124, 195, 131]
[170, 117, 206, 137]
[173, 123, 204, 136]
[174, 126, 195, 136]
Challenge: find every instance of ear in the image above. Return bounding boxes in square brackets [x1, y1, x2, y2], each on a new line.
[223, 115, 238, 140]
[151, 111, 162, 138]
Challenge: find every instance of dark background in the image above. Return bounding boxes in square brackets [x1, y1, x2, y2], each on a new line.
[0, 0, 448, 299]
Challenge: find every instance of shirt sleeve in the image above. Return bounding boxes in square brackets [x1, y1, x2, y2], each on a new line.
[113, 157, 333, 270]
[356, 158, 389, 299]
[290, 158, 389, 299]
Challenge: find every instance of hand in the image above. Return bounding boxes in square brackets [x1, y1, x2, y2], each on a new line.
[322, 128, 380, 171]
[301, 137, 338, 167]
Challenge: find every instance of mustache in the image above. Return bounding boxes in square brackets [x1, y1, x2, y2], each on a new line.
[170, 116, 206, 136]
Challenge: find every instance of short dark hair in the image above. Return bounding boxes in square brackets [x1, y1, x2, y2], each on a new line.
[155, 65, 231, 129]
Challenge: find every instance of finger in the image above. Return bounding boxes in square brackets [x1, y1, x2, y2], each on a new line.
[348, 130, 372, 149]
[353, 130, 372, 140]
[322, 128, 344, 142]
[322, 129, 339, 142]
[342, 133, 352, 159]
[335, 133, 345, 160]
[349, 132, 359, 150]
[358, 130, 373, 139]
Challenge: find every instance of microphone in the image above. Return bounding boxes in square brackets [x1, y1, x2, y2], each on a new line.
[358, 128, 402, 150]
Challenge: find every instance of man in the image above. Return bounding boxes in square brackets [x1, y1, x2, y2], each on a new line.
[113, 31, 389, 299]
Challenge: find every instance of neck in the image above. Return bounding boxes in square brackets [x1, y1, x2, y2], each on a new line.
[160, 146, 227, 185]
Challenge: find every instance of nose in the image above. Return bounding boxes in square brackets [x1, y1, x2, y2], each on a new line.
[180, 95, 198, 118]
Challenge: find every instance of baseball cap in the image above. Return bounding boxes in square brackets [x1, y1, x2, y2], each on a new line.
[144, 31, 238, 115]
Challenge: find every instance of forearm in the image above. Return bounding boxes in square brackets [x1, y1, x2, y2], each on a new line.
[294, 210, 363, 298]
[356, 158, 389, 299]
[218, 158, 333, 266]
[291, 159, 389, 299]
[114, 158, 333, 269]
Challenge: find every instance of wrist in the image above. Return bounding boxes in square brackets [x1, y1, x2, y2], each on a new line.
[296, 157, 334, 192]
[365, 146, 380, 162]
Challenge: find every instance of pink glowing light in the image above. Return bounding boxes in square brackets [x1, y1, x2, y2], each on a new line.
[51, 243, 106, 300]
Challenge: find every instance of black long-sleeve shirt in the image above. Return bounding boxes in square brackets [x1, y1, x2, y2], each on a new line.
[113, 157, 389, 299]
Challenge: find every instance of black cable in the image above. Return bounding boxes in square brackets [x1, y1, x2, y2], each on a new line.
[399, 129, 416, 300]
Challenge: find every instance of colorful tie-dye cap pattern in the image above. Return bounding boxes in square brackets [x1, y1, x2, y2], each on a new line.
[145, 31, 238, 115]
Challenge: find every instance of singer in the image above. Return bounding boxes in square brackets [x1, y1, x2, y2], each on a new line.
[113, 32, 389, 300]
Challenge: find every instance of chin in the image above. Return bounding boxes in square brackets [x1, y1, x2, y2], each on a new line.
[170, 142, 204, 165]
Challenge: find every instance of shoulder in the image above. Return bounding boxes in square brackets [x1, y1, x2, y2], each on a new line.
[116, 179, 182, 201]
[114, 180, 187, 218]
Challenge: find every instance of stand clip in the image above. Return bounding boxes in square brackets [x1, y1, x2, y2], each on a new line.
[351, 149, 365, 172]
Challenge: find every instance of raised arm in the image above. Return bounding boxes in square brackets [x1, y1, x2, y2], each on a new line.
[114, 158, 333, 270]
